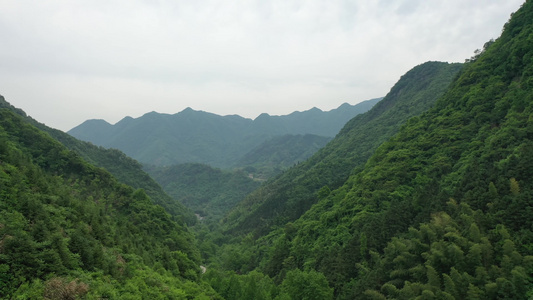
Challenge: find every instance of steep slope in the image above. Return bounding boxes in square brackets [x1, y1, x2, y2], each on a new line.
[248, 1, 533, 297]
[145, 163, 261, 222]
[0, 105, 216, 298]
[0, 96, 194, 224]
[68, 99, 380, 167]
[236, 134, 332, 178]
[223, 61, 463, 237]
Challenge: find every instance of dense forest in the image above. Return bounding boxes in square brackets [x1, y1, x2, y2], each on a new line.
[2, 0, 533, 299]
[0, 98, 195, 225]
[223, 61, 463, 237]
[0, 107, 216, 298]
[145, 163, 261, 222]
[234, 134, 332, 179]
[209, 1, 533, 298]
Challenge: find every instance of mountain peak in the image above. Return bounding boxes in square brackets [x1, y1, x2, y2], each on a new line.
[337, 102, 351, 109]
[255, 112, 271, 120]
[115, 116, 134, 126]
[80, 118, 112, 127]
[69, 98, 380, 166]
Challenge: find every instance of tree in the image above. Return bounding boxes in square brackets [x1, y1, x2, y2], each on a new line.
[280, 269, 333, 300]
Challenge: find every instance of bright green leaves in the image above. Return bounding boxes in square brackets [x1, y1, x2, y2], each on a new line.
[0, 107, 208, 298]
[367, 203, 533, 299]
[279, 269, 333, 300]
[204, 269, 276, 300]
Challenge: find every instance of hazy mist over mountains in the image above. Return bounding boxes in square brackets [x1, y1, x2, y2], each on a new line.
[68, 98, 381, 167]
[2, 1, 533, 298]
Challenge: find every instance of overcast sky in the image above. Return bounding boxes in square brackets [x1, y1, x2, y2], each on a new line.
[0, 0, 525, 131]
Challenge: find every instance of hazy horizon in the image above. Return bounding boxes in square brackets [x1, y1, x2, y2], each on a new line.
[0, 0, 524, 131]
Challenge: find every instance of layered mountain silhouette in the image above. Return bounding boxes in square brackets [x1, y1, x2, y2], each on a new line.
[217, 1, 533, 297]
[3, 1, 533, 298]
[0, 95, 194, 224]
[0, 96, 211, 298]
[68, 99, 381, 168]
[224, 61, 463, 236]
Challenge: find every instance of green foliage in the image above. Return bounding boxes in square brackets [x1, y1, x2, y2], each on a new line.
[3, 1, 533, 299]
[224, 61, 463, 238]
[0, 107, 210, 298]
[216, 1, 533, 298]
[279, 269, 334, 300]
[236, 134, 332, 179]
[0, 95, 194, 224]
[204, 269, 277, 300]
[146, 163, 261, 223]
[366, 203, 533, 299]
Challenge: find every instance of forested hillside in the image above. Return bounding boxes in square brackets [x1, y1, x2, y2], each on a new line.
[68, 99, 380, 167]
[145, 163, 261, 222]
[223, 61, 463, 237]
[0, 96, 194, 224]
[213, 1, 533, 298]
[236, 134, 332, 178]
[3, 1, 533, 299]
[0, 105, 215, 298]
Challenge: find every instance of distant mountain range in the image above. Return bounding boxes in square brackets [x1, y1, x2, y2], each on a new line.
[217, 2, 533, 295]
[224, 61, 464, 236]
[68, 98, 381, 168]
[0, 95, 194, 224]
[2, 1, 533, 298]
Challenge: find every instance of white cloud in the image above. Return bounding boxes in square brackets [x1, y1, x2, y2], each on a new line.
[0, 0, 525, 131]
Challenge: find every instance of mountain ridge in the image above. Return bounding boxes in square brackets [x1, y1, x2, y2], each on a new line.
[3, 1, 533, 298]
[0, 97, 215, 298]
[68, 98, 381, 167]
[72, 101, 377, 129]
[0, 95, 194, 224]
[223, 61, 463, 237]
[212, 1, 533, 298]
